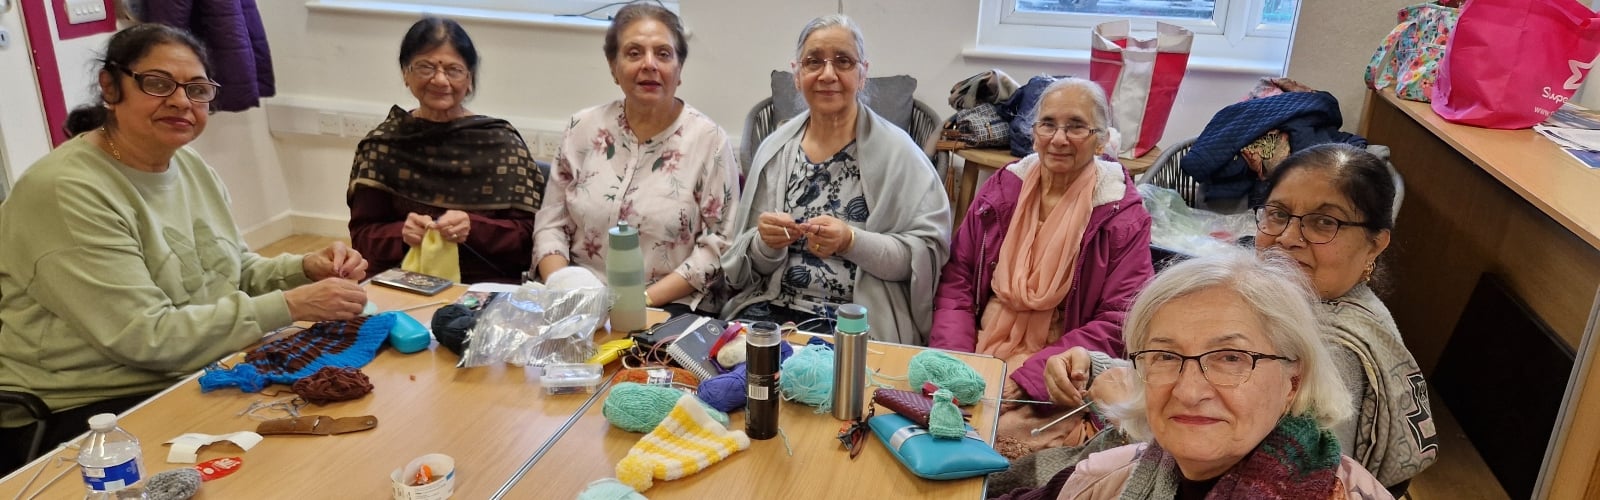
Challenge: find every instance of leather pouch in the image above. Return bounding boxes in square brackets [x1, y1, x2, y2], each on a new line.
[868, 412, 1008, 480]
[256, 415, 378, 436]
[872, 389, 969, 428]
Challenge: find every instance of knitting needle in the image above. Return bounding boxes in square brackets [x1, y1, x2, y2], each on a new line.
[1030, 401, 1094, 436]
[989, 398, 1053, 405]
[394, 300, 446, 313]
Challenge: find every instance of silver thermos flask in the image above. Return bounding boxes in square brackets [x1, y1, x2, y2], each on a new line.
[832, 304, 869, 420]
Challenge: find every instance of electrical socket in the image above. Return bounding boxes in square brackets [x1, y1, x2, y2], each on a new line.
[317, 112, 342, 136]
[536, 131, 562, 161]
[342, 113, 380, 139]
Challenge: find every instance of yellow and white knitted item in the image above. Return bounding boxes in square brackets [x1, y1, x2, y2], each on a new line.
[616, 394, 751, 491]
[401, 228, 461, 282]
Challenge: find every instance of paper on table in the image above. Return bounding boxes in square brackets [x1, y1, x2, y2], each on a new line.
[1534, 125, 1600, 150]
[164, 432, 263, 463]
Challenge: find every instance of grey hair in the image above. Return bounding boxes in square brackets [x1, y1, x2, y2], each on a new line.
[789, 14, 872, 109]
[1029, 77, 1113, 142]
[1103, 246, 1353, 442]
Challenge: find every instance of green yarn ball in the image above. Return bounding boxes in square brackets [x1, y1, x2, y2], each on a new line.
[779, 344, 835, 412]
[907, 350, 986, 406]
[576, 478, 647, 500]
[602, 382, 729, 433]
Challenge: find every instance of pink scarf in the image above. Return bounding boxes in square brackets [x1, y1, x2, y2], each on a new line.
[976, 161, 1098, 360]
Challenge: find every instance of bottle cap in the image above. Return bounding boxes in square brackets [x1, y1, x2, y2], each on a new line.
[836, 304, 868, 334]
[88, 413, 117, 431]
[608, 220, 639, 251]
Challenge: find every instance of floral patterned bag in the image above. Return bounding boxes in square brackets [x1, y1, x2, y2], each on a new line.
[1365, 2, 1459, 102]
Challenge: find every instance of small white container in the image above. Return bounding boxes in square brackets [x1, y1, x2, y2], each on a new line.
[541, 363, 605, 395]
[391, 453, 455, 500]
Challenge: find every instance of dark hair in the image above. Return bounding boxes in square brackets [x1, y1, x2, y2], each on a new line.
[398, 17, 480, 91]
[1265, 143, 1395, 234]
[62, 23, 212, 137]
[603, 3, 687, 66]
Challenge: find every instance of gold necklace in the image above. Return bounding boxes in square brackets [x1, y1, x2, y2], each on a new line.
[100, 127, 123, 161]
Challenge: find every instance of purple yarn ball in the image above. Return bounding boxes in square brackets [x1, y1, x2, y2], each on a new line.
[698, 364, 748, 412]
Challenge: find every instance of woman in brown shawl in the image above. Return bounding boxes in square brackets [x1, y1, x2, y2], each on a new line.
[347, 17, 545, 283]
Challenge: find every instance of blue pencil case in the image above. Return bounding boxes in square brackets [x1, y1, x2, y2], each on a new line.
[868, 412, 1009, 480]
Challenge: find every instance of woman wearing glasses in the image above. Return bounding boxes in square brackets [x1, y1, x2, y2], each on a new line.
[0, 24, 367, 473]
[929, 77, 1152, 456]
[722, 15, 950, 343]
[1038, 144, 1433, 496]
[999, 249, 1389, 500]
[532, 3, 739, 315]
[347, 17, 546, 284]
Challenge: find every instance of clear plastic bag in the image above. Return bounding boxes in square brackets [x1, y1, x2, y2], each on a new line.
[456, 284, 613, 368]
[1139, 184, 1255, 256]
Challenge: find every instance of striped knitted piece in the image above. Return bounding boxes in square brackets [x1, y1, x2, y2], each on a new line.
[616, 394, 751, 492]
[198, 312, 396, 393]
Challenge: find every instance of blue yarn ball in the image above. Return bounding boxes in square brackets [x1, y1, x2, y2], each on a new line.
[779, 344, 835, 412]
[697, 364, 747, 412]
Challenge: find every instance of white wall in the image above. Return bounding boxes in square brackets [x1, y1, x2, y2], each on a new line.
[0, 3, 108, 186]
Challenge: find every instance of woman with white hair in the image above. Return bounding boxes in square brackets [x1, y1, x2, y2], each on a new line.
[722, 14, 950, 343]
[999, 248, 1390, 499]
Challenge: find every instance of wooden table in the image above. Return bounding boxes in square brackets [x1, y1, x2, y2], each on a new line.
[501, 338, 1007, 499]
[1361, 90, 1600, 499]
[944, 147, 1161, 225]
[0, 285, 665, 499]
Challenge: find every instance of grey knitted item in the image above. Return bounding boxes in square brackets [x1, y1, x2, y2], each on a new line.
[986, 428, 1131, 498]
[146, 468, 201, 500]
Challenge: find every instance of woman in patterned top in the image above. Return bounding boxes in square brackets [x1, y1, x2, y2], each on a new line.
[721, 15, 951, 344]
[347, 17, 545, 283]
[531, 3, 740, 315]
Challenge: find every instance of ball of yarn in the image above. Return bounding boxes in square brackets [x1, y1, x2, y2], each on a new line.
[617, 367, 701, 388]
[778, 344, 834, 412]
[547, 266, 604, 291]
[715, 336, 748, 369]
[292, 366, 373, 405]
[697, 364, 747, 412]
[576, 478, 647, 500]
[908, 350, 985, 406]
[603, 382, 728, 432]
[146, 467, 201, 500]
[430, 304, 475, 357]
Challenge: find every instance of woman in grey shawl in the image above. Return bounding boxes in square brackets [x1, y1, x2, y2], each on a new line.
[721, 15, 950, 344]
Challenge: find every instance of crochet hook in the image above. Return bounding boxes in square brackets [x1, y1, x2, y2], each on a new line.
[1030, 401, 1094, 436]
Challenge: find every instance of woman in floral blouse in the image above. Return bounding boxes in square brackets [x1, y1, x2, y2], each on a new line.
[721, 15, 951, 344]
[531, 3, 740, 315]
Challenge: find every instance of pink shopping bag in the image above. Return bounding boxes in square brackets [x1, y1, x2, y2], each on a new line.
[1431, 0, 1600, 129]
[1091, 21, 1192, 158]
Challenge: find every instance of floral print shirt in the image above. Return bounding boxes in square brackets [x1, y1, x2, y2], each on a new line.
[774, 139, 868, 317]
[532, 100, 740, 308]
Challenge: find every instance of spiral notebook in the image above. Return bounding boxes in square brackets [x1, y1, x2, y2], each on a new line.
[659, 314, 728, 381]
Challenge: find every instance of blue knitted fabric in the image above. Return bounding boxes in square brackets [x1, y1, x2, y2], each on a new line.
[1181, 91, 1367, 201]
[199, 312, 396, 393]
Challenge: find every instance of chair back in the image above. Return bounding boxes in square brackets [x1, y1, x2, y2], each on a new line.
[739, 74, 942, 174]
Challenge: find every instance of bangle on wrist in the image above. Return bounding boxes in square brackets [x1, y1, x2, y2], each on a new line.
[644, 290, 653, 308]
[844, 227, 857, 253]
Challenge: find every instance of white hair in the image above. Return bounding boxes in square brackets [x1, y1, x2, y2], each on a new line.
[1030, 77, 1113, 143]
[1104, 247, 1353, 441]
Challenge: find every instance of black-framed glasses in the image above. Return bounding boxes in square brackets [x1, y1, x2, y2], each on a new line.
[1033, 121, 1101, 141]
[1129, 349, 1296, 387]
[799, 55, 859, 74]
[117, 67, 219, 103]
[408, 61, 470, 81]
[1253, 205, 1373, 245]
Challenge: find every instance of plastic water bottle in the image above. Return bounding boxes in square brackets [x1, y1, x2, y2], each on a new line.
[832, 304, 869, 421]
[79, 413, 147, 499]
[745, 321, 782, 440]
[606, 220, 647, 333]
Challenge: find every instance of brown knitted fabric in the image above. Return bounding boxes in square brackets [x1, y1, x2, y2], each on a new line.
[292, 366, 374, 405]
[247, 316, 370, 375]
[617, 367, 701, 388]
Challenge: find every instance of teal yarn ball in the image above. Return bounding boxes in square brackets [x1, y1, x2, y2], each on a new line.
[907, 350, 986, 406]
[576, 478, 647, 499]
[602, 382, 729, 432]
[778, 344, 834, 412]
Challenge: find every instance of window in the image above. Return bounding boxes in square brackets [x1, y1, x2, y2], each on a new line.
[308, 0, 679, 28]
[976, 0, 1300, 73]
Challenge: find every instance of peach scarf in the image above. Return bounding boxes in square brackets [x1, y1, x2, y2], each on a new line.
[976, 162, 1098, 360]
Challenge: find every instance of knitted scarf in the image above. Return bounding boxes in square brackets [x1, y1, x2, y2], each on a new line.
[199, 313, 395, 393]
[347, 106, 542, 214]
[977, 159, 1098, 360]
[1120, 415, 1341, 500]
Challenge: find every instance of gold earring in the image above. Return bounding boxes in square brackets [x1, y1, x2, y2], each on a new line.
[1361, 261, 1375, 283]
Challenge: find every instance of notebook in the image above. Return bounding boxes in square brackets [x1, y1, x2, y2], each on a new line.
[658, 314, 729, 381]
[371, 268, 454, 296]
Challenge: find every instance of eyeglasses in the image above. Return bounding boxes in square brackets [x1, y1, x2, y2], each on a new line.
[117, 67, 220, 103]
[1033, 122, 1101, 141]
[1253, 205, 1372, 245]
[799, 55, 859, 74]
[1129, 349, 1296, 387]
[408, 61, 470, 81]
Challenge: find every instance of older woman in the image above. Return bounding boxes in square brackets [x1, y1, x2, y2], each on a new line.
[1039, 144, 1434, 495]
[722, 15, 951, 343]
[532, 3, 739, 315]
[0, 24, 367, 473]
[1002, 249, 1390, 499]
[348, 17, 545, 284]
[930, 78, 1152, 455]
